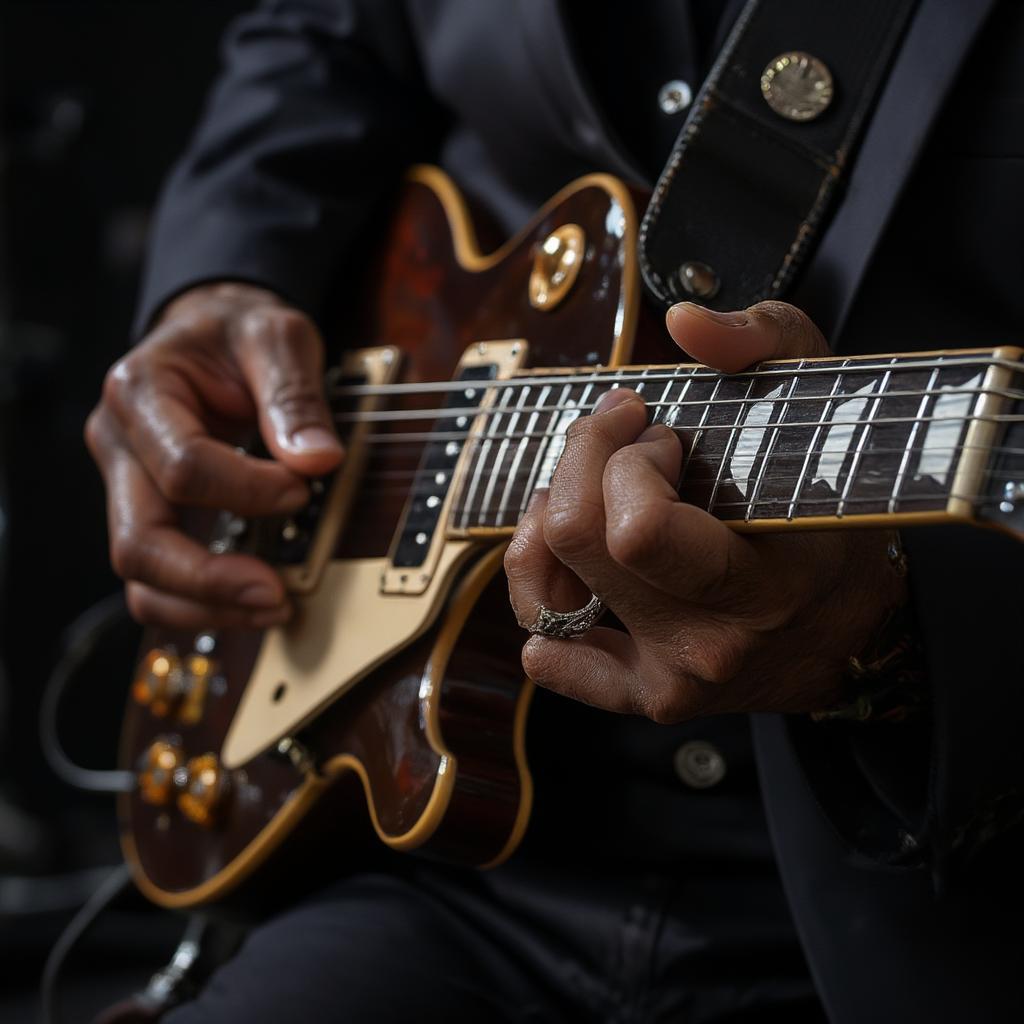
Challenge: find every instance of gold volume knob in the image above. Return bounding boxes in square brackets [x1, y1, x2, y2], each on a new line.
[178, 654, 214, 725]
[132, 649, 182, 717]
[177, 753, 231, 827]
[137, 739, 184, 806]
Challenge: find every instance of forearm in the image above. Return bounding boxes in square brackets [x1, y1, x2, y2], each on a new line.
[138, 0, 445, 334]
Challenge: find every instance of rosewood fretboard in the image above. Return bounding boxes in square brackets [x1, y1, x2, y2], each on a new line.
[444, 348, 1024, 533]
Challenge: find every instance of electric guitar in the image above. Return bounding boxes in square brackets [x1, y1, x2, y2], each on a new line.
[120, 165, 1024, 909]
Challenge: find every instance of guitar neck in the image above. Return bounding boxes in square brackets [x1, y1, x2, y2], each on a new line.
[448, 347, 1024, 536]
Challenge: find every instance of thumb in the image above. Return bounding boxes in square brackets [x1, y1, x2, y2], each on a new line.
[665, 300, 831, 373]
[233, 306, 344, 476]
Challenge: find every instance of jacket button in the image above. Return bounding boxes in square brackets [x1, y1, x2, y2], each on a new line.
[674, 741, 727, 789]
[658, 79, 692, 115]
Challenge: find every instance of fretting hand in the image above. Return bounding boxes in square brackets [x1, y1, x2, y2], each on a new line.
[85, 283, 343, 630]
[504, 301, 907, 721]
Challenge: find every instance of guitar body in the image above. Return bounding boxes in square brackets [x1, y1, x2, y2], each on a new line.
[120, 166, 655, 909]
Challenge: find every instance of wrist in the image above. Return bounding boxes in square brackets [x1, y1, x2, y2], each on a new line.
[812, 532, 925, 724]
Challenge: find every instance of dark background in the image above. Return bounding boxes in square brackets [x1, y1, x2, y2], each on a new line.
[0, 2, 251, 1019]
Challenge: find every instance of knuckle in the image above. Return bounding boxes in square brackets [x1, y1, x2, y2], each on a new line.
[173, 309, 224, 342]
[630, 676, 689, 724]
[544, 500, 601, 560]
[646, 691, 687, 725]
[240, 306, 318, 350]
[101, 357, 137, 410]
[124, 585, 157, 626]
[110, 532, 142, 581]
[83, 408, 104, 458]
[606, 503, 665, 572]
[749, 300, 827, 357]
[502, 535, 529, 583]
[157, 440, 203, 503]
[684, 631, 746, 686]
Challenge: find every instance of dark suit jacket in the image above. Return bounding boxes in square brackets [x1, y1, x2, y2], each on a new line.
[138, 1, 1024, 1019]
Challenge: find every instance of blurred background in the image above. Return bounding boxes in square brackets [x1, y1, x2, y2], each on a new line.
[1, 2, 251, 1019]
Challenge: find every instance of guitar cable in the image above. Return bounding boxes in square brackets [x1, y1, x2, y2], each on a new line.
[38, 591, 135, 794]
[36, 592, 137, 1021]
[39, 862, 134, 1024]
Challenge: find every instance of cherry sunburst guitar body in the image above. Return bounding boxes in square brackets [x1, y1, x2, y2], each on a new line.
[120, 166, 655, 908]
[120, 165, 1024, 911]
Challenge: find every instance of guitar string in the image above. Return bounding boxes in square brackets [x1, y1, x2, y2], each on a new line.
[355, 410, 1024, 445]
[327, 353, 1024, 399]
[351, 454, 1019, 510]
[339, 439, 1024, 489]
[331, 381, 1024, 425]
[350, 463, 1024, 495]
[443, 491, 1005, 525]
[348, 436, 1021, 471]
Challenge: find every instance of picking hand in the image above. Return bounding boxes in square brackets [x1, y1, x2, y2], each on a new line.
[86, 283, 343, 629]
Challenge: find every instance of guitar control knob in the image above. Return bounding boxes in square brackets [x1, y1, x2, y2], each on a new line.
[137, 739, 185, 806]
[177, 753, 231, 827]
[132, 649, 183, 717]
[178, 654, 215, 726]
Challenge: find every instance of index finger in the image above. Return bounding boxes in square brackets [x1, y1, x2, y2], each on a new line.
[106, 360, 310, 516]
[92, 409, 290, 618]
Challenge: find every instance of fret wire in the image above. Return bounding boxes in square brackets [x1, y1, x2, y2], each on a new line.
[707, 377, 757, 515]
[677, 375, 725, 491]
[331, 353, 1023, 398]
[888, 365, 939, 514]
[335, 381, 1023, 425]
[837, 363, 894, 517]
[745, 364, 803, 522]
[786, 362, 849, 520]
[652, 371, 678, 427]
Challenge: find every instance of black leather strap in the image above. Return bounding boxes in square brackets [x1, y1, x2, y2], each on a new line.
[639, 0, 919, 310]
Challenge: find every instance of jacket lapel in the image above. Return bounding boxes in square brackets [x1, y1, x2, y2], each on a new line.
[514, 0, 647, 183]
[796, 0, 1000, 340]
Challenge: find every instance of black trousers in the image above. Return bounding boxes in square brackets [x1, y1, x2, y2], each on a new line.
[164, 701, 826, 1023]
[164, 861, 823, 1024]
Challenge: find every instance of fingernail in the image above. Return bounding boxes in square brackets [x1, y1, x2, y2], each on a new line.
[238, 583, 283, 608]
[284, 426, 342, 453]
[637, 424, 671, 444]
[250, 605, 293, 628]
[593, 387, 641, 415]
[672, 302, 749, 328]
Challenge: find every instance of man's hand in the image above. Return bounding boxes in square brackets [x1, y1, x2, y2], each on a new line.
[86, 283, 343, 629]
[504, 301, 907, 722]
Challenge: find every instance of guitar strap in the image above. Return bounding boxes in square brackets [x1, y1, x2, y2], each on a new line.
[638, 0, 919, 314]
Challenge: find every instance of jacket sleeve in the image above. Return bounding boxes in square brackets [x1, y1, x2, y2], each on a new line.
[135, 0, 445, 335]
[772, 523, 1024, 886]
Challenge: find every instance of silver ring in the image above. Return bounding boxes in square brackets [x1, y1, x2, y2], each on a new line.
[528, 594, 605, 639]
